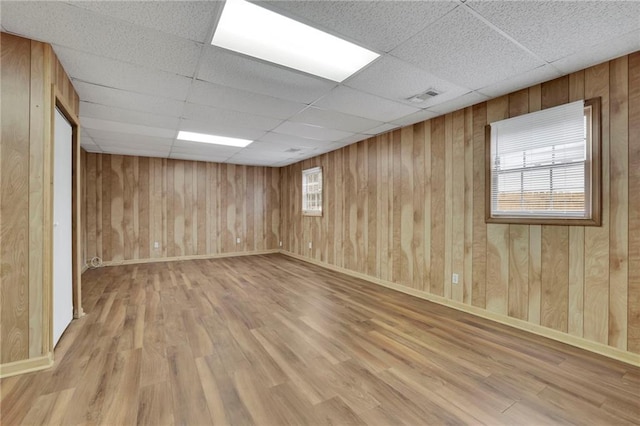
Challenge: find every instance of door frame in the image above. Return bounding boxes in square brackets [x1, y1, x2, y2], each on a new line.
[45, 86, 83, 355]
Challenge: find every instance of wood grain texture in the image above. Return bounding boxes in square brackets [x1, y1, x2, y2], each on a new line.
[629, 52, 640, 354]
[608, 56, 629, 350]
[82, 154, 281, 262]
[1, 33, 31, 363]
[1, 34, 80, 368]
[568, 71, 586, 338]
[485, 96, 509, 315]
[2, 254, 638, 425]
[472, 103, 487, 309]
[29, 40, 45, 358]
[280, 54, 639, 357]
[584, 62, 611, 345]
[430, 117, 445, 296]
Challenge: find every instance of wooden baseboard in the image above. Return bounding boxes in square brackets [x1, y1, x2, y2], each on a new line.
[98, 249, 280, 268]
[280, 250, 640, 367]
[0, 353, 53, 378]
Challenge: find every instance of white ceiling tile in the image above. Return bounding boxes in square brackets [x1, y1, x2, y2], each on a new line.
[391, 110, 440, 127]
[169, 153, 232, 163]
[289, 107, 382, 133]
[258, 132, 333, 149]
[229, 150, 290, 161]
[171, 140, 243, 157]
[262, 1, 458, 52]
[328, 140, 359, 151]
[345, 55, 470, 107]
[426, 91, 490, 115]
[477, 65, 563, 99]
[271, 121, 353, 142]
[54, 46, 192, 101]
[97, 145, 171, 159]
[81, 145, 103, 153]
[182, 103, 283, 132]
[197, 46, 337, 103]
[4, 0, 638, 167]
[0, 1, 201, 77]
[91, 137, 173, 152]
[551, 30, 640, 75]
[242, 146, 296, 158]
[468, 1, 640, 63]
[362, 123, 400, 136]
[69, 1, 222, 43]
[74, 81, 185, 117]
[313, 86, 420, 122]
[80, 102, 180, 130]
[178, 119, 267, 142]
[84, 129, 174, 148]
[187, 80, 306, 120]
[80, 133, 102, 152]
[391, 7, 544, 90]
[82, 117, 176, 139]
[224, 157, 281, 167]
[335, 133, 367, 146]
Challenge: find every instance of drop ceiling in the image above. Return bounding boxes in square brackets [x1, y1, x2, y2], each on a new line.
[2, 1, 639, 167]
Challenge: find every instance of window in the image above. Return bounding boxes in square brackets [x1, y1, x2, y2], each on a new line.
[302, 167, 323, 216]
[486, 98, 601, 225]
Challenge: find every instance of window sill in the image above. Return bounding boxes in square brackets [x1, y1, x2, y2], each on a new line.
[485, 215, 601, 226]
[303, 211, 323, 217]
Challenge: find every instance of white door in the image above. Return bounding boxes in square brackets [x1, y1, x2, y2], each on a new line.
[53, 107, 73, 347]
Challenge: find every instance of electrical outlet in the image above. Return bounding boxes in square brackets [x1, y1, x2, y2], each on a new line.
[279, 241, 283, 247]
[452, 273, 459, 284]
[236, 237, 241, 244]
[154, 241, 159, 249]
[308, 242, 312, 249]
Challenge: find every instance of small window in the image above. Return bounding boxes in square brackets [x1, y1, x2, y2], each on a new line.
[302, 166, 323, 216]
[486, 98, 601, 225]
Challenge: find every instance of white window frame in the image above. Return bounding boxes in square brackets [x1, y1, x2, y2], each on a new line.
[486, 98, 601, 226]
[302, 166, 323, 216]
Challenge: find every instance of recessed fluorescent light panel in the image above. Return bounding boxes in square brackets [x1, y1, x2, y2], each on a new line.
[177, 131, 253, 147]
[212, 0, 380, 82]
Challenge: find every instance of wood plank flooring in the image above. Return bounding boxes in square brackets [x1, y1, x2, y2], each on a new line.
[2, 254, 639, 425]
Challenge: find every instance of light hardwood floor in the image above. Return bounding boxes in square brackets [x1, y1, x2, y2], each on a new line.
[1, 254, 638, 425]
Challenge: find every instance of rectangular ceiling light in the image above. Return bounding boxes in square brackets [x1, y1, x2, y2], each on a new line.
[177, 131, 253, 147]
[211, 0, 380, 82]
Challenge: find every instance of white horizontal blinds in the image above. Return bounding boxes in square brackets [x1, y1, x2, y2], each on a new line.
[490, 100, 587, 217]
[302, 167, 322, 213]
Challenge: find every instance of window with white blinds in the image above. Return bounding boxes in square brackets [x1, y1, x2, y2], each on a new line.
[302, 167, 323, 216]
[487, 98, 601, 225]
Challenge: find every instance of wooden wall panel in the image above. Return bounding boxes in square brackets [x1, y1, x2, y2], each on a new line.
[280, 53, 639, 357]
[628, 52, 640, 354]
[82, 155, 280, 263]
[608, 56, 629, 350]
[430, 118, 445, 297]
[471, 103, 487, 308]
[568, 71, 586, 337]
[584, 62, 611, 345]
[1, 33, 31, 363]
[1, 34, 80, 368]
[485, 96, 509, 315]
[29, 40, 45, 358]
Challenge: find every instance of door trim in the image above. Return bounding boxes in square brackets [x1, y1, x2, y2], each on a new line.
[45, 86, 83, 355]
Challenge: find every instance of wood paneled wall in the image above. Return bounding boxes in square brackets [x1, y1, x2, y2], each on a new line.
[81, 154, 281, 263]
[1, 33, 79, 365]
[281, 53, 640, 357]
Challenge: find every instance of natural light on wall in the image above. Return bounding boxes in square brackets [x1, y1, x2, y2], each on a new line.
[211, 0, 380, 82]
[177, 131, 253, 147]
